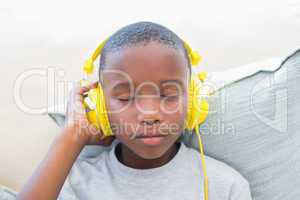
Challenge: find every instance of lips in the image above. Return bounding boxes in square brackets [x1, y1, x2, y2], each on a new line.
[135, 133, 166, 139]
[134, 132, 167, 146]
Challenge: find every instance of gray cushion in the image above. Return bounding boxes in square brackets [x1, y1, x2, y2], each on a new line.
[184, 49, 300, 200]
[0, 186, 16, 200]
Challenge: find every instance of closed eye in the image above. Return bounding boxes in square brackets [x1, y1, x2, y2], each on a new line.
[118, 98, 130, 102]
[117, 96, 134, 102]
[118, 95, 177, 101]
[161, 94, 179, 100]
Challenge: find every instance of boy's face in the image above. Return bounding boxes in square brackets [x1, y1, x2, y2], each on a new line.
[101, 42, 189, 159]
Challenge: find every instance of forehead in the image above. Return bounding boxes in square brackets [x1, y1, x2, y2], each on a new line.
[101, 42, 189, 88]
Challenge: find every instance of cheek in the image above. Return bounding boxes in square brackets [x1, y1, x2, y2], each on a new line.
[109, 98, 131, 112]
[161, 96, 188, 118]
[164, 95, 188, 133]
[107, 98, 136, 135]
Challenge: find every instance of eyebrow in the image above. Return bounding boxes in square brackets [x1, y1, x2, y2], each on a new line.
[160, 79, 183, 87]
[111, 81, 132, 92]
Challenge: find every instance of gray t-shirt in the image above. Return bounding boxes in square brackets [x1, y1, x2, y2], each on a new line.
[58, 141, 252, 200]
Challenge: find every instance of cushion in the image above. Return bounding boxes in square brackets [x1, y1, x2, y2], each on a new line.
[183, 49, 300, 200]
[0, 186, 16, 200]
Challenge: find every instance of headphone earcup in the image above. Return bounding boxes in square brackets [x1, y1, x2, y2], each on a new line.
[84, 84, 113, 137]
[85, 88, 101, 131]
[185, 75, 209, 131]
[95, 85, 114, 137]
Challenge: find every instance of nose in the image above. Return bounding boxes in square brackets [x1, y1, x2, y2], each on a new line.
[136, 95, 163, 125]
[141, 119, 160, 126]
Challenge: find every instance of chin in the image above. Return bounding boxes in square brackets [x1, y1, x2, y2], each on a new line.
[137, 149, 167, 159]
[117, 134, 180, 160]
[134, 142, 173, 159]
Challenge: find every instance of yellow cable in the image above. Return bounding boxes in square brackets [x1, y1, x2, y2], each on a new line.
[195, 125, 209, 200]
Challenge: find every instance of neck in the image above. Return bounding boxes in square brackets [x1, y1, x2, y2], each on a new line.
[116, 143, 180, 169]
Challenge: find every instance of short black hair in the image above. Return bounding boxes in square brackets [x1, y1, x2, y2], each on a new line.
[99, 21, 191, 74]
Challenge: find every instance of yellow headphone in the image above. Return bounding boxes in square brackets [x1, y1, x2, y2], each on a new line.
[81, 39, 209, 200]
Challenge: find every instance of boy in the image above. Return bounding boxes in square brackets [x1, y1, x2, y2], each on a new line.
[17, 22, 252, 200]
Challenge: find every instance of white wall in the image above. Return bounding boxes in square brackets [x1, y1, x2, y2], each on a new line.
[0, 0, 299, 191]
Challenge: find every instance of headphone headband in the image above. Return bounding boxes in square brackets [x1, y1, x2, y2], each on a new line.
[83, 38, 201, 75]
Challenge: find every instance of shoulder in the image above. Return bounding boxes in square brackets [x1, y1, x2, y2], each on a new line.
[76, 147, 111, 170]
[182, 143, 252, 199]
[58, 147, 112, 199]
[65, 147, 112, 184]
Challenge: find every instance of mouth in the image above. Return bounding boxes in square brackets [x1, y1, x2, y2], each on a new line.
[134, 133, 167, 146]
[135, 134, 166, 138]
